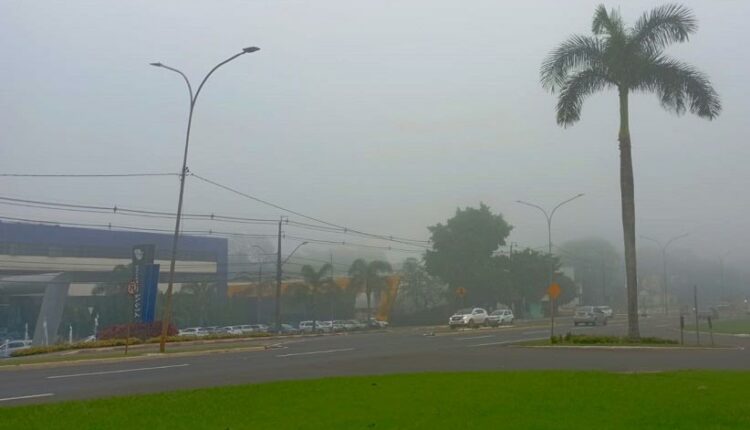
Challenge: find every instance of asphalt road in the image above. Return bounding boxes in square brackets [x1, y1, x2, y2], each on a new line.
[1, 316, 748, 406]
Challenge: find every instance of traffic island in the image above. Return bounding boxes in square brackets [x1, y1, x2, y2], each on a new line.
[518, 334, 690, 348]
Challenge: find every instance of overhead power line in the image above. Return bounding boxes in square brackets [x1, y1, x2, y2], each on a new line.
[189, 172, 431, 246]
[0, 173, 179, 178]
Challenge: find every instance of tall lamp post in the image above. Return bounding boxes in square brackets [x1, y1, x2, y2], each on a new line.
[516, 194, 583, 336]
[151, 46, 260, 353]
[516, 193, 585, 255]
[275, 241, 308, 330]
[639, 233, 688, 315]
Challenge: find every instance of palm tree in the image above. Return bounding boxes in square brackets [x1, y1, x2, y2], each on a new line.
[348, 259, 393, 320]
[301, 263, 333, 329]
[540, 4, 720, 338]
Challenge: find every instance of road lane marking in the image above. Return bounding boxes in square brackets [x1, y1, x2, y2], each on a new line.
[0, 393, 54, 402]
[522, 330, 548, 335]
[469, 337, 548, 347]
[276, 348, 354, 358]
[47, 364, 190, 379]
[455, 335, 494, 341]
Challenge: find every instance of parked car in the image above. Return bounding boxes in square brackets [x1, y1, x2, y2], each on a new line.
[0, 339, 32, 358]
[317, 321, 333, 333]
[203, 326, 221, 335]
[178, 327, 210, 337]
[573, 306, 608, 326]
[487, 309, 514, 326]
[299, 320, 330, 334]
[595, 306, 614, 319]
[269, 324, 300, 335]
[368, 318, 388, 329]
[331, 320, 348, 332]
[248, 324, 270, 333]
[219, 326, 243, 335]
[238, 325, 255, 334]
[449, 308, 489, 329]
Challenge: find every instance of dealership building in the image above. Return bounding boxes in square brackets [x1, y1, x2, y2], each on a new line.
[0, 221, 228, 345]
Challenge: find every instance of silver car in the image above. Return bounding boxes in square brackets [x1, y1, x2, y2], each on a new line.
[573, 306, 608, 326]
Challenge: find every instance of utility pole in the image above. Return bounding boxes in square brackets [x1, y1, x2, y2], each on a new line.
[330, 251, 335, 325]
[256, 262, 262, 324]
[693, 285, 700, 345]
[275, 217, 283, 331]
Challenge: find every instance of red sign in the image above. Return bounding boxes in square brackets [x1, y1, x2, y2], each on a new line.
[547, 283, 561, 300]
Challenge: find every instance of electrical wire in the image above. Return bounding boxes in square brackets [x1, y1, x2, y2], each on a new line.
[189, 172, 431, 246]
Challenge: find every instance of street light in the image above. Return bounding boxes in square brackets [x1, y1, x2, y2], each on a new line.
[151, 46, 260, 353]
[275, 241, 308, 330]
[516, 193, 584, 255]
[639, 233, 689, 315]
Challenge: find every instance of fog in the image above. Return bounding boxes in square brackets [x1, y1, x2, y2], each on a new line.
[2, 0, 749, 273]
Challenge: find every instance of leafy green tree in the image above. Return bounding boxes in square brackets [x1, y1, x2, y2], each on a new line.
[301, 264, 332, 326]
[348, 259, 393, 319]
[424, 203, 512, 306]
[541, 4, 720, 337]
[177, 281, 217, 327]
[398, 257, 446, 312]
[92, 264, 132, 327]
[559, 238, 621, 305]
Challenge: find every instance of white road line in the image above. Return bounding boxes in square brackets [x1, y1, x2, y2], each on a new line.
[0, 393, 54, 402]
[276, 348, 354, 358]
[522, 330, 548, 335]
[47, 364, 190, 379]
[455, 335, 494, 341]
[469, 337, 548, 347]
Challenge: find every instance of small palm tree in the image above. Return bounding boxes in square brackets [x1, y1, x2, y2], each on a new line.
[301, 264, 333, 329]
[540, 4, 720, 338]
[348, 259, 393, 320]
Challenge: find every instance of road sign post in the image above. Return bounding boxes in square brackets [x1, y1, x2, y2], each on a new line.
[456, 288, 467, 308]
[547, 283, 561, 341]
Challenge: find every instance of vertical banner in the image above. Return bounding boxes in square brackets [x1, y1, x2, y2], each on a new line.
[131, 245, 155, 322]
[141, 264, 160, 323]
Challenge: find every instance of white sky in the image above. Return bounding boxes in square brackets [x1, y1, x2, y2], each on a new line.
[1, 0, 748, 267]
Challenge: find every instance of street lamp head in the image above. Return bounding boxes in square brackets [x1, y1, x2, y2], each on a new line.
[243, 46, 261, 53]
[149, 62, 163, 67]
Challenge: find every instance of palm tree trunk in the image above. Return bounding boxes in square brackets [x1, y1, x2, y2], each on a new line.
[618, 88, 640, 339]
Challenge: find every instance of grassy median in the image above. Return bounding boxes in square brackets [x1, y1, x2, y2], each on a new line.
[2, 371, 749, 429]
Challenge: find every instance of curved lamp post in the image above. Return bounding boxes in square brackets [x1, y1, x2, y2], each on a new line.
[640, 233, 688, 315]
[151, 46, 260, 353]
[516, 193, 584, 255]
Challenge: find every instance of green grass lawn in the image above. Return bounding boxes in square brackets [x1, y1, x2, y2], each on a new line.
[2, 371, 750, 429]
[696, 318, 750, 335]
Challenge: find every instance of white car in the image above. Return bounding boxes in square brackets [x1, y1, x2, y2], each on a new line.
[248, 324, 270, 333]
[596, 306, 614, 319]
[238, 325, 255, 334]
[178, 327, 210, 337]
[449, 308, 489, 329]
[299, 320, 330, 333]
[221, 326, 243, 335]
[1, 339, 32, 358]
[487, 309, 514, 326]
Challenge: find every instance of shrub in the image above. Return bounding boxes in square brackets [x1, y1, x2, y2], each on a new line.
[98, 322, 177, 340]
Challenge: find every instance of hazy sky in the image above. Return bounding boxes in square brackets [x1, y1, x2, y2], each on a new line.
[1, 0, 749, 267]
